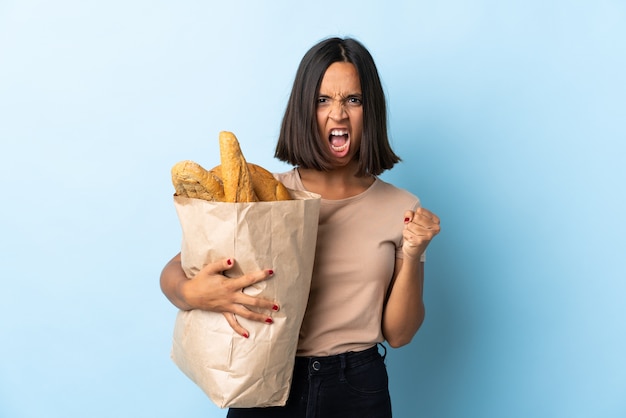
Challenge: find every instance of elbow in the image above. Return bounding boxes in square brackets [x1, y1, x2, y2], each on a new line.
[386, 335, 413, 349]
[384, 308, 426, 349]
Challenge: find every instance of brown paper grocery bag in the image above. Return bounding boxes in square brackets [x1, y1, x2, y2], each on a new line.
[170, 189, 321, 408]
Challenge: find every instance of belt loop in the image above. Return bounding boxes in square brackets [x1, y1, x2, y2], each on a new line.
[339, 353, 347, 382]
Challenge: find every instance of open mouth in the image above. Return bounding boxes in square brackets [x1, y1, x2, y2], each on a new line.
[329, 129, 350, 152]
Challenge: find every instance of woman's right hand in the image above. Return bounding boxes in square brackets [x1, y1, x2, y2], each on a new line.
[160, 253, 279, 338]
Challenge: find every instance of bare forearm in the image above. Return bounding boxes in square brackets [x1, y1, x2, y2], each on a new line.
[382, 257, 425, 348]
[160, 253, 193, 311]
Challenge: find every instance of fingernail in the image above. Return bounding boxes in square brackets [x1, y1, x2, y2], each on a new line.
[265, 318, 273, 324]
[272, 304, 279, 311]
[268, 269, 274, 275]
[242, 332, 249, 339]
[227, 258, 232, 265]
[404, 217, 410, 223]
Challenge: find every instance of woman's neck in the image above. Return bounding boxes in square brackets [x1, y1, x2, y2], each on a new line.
[298, 164, 375, 200]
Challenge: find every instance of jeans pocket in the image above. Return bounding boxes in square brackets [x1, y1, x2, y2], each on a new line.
[342, 357, 390, 395]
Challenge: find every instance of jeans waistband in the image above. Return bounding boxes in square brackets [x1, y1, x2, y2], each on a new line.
[295, 345, 384, 375]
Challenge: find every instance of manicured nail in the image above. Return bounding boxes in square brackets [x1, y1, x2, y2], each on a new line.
[268, 269, 274, 275]
[265, 318, 273, 324]
[227, 258, 232, 265]
[242, 332, 249, 339]
[272, 304, 279, 311]
[404, 217, 410, 223]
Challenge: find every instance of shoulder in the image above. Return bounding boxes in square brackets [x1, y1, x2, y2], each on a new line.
[371, 178, 420, 209]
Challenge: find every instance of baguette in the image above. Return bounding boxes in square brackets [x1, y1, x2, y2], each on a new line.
[219, 131, 258, 203]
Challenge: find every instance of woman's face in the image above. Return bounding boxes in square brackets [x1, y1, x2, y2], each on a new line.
[316, 62, 363, 167]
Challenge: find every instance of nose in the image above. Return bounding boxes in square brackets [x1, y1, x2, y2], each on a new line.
[328, 100, 347, 121]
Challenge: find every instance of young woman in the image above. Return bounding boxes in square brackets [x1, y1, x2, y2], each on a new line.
[161, 37, 440, 418]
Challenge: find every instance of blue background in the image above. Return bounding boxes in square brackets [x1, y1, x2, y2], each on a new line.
[1, 1, 624, 417]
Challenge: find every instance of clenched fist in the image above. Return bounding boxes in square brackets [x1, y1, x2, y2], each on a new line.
[402, 207, 441, 259]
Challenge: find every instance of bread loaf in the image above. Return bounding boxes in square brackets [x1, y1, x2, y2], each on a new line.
[219, 131, 258, 203]
[171, 131, 292, 203]
[212, 163, 292, 202]
[171, 160, 225, 201]
[247, 164, 291, 202]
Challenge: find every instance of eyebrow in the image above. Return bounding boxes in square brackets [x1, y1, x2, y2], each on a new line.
[318, 92, 363, 99]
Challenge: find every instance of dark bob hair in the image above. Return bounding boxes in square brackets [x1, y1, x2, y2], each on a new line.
[274, 37, 400, 177]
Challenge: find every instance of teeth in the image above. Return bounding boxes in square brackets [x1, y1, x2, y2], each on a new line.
[331, 143, 349, 152]
[330, 129, 348, 136]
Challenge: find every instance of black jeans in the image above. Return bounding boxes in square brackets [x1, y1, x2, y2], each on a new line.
[227, 345, 392, 418]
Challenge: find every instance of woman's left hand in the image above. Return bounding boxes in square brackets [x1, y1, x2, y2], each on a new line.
[402, 207, 441, 259]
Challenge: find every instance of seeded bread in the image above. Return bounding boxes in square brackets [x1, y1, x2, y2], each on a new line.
[171, 160, 225, 201]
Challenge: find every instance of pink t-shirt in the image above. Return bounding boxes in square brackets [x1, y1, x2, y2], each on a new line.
[275, 169, 421, 356]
